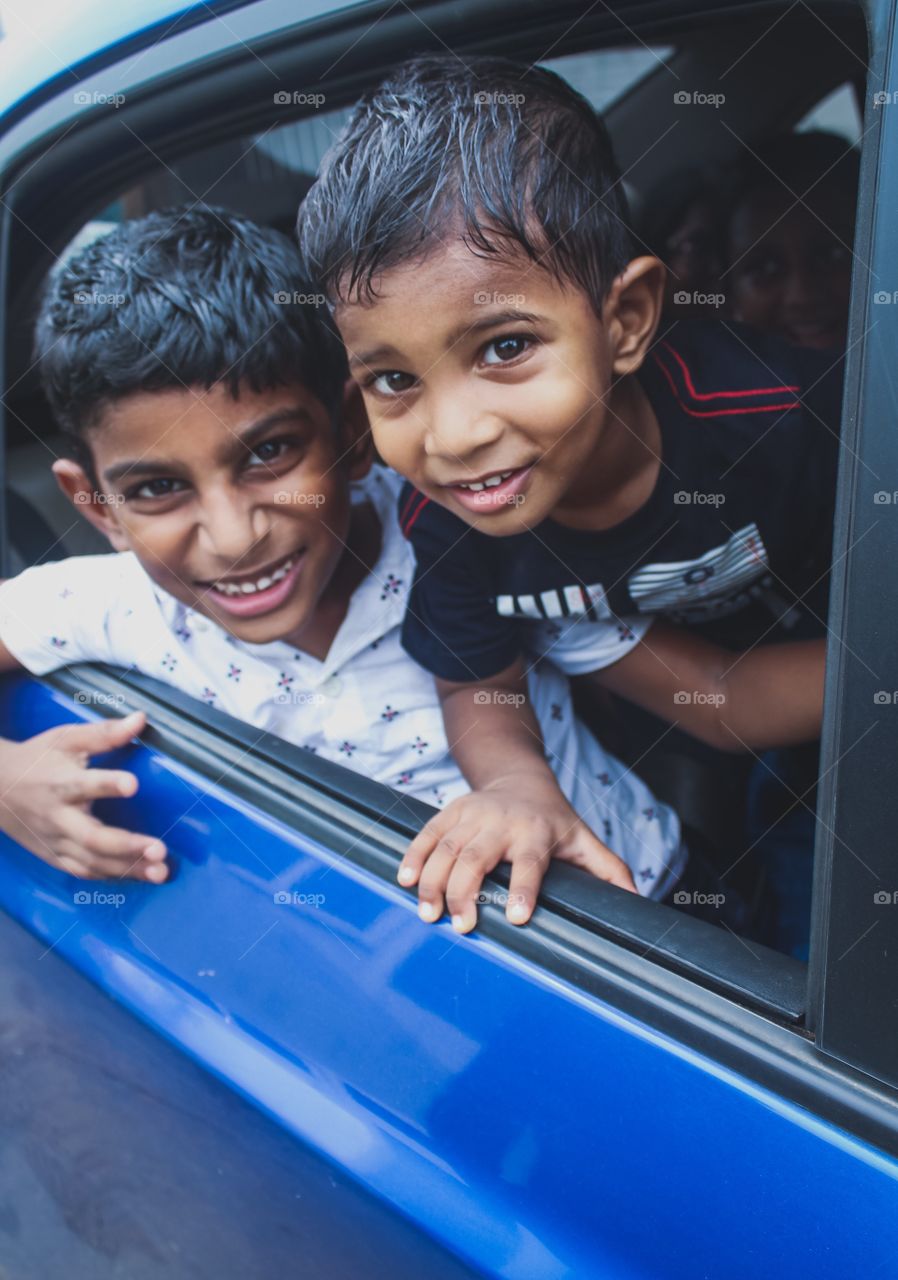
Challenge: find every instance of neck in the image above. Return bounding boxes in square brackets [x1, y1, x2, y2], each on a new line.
[288, 500, 382, 661]
[554, 375, 661, 531]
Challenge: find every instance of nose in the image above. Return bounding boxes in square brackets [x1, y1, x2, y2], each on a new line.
[196, 485, 272, 566]
[423, 392, 505, 464]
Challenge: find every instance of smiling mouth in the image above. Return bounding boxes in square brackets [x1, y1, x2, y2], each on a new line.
[199, 551, 300, 597]
[453, 469, 516, 492]
[445, 464, 532, 492]
[442, 464, 535, 513]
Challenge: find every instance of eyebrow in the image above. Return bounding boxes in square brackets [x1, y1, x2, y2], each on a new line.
[103, 407, 315, 486]
[347, 309, 546, 371]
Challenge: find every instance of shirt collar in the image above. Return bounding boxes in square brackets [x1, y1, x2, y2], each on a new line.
[315, 465, 412, 677]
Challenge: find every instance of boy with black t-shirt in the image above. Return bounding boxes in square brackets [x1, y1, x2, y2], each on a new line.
[299, 54, 838, 930]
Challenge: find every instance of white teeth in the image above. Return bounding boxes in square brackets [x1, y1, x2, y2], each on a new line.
[459, 470, 514, 492]
[212, 555, 294, 595]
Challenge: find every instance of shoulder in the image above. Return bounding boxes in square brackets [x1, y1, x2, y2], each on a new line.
[648, 319, 820, 418]
[1, 549, 145, 596]
[397, 480, 481, 557]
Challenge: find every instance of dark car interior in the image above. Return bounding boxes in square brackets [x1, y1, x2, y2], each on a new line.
[0, 0, 867, 961]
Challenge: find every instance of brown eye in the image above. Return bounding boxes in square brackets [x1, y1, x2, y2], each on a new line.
[482, 335, 529, 364]
[371, 371, 417, 395]
[129, 477, 184, 501]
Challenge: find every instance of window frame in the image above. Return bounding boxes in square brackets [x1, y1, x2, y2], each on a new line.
[807, 0, 898, 1088]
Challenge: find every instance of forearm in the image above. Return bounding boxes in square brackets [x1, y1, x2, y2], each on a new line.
[710, 639, 824, 750]
[592, 623, 824, 752]
[437, 663, 559, 791]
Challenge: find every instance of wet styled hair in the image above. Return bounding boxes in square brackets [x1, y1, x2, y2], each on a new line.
[35, 204, 348, 475]
[298, 54, 634, 312]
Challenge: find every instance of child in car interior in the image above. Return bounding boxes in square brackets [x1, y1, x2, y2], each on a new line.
[297, 54, 837, 943]
[723, 130, 859, 353]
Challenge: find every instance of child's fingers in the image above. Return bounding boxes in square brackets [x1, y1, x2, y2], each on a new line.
[414, 843, 460, 923]
[55, 839, 162, 881]
[56, 710, 147, 759]
[566, 831, 638, 894]
[424, 827, 505, 932]
[415, 821, 487, 924]
[505, 842, 553, 925]
[68, 768, 140, 802]
[398, 813, 448, 888]
[444, 841, 504, 933]
[62, 809, 167, 870]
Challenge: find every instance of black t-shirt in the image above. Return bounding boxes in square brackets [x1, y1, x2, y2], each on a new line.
[399, 319, 844, 682]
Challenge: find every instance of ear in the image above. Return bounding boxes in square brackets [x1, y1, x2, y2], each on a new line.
[52, 459, 131, 552]
[602, 256, 667, 377]
[338, 379, 375, 482]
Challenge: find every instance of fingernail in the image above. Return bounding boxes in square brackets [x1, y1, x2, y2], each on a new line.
[509, 904, 529, 924]
[119, 777, 136, 796]
[418, 901, 438, 922]
[398, 866, 415, 885]
[145, 863, 168, 883]
[143, 841, 165, 860]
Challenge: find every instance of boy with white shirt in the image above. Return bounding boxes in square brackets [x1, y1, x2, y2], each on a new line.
[0, 206, 694, 931]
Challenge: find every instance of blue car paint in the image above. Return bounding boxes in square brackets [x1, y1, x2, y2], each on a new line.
[0, 675, 896, 1280]
[0, 901, 488, 1279]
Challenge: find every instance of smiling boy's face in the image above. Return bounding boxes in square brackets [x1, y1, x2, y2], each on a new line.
[335, 238, 665, 533]
[52, 379, 371, 649]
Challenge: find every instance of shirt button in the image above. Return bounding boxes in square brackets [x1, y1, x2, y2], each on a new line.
[321, 675, 342, 698]
[193, 616, 210, 633]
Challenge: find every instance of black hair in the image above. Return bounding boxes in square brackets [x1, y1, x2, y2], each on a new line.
[35, 205, 348, 476]
[723, 130, 860, 248]
[298, 54, 634, 312]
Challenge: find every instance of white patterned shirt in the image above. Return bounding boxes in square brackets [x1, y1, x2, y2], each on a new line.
[0, 466, 685, 898]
